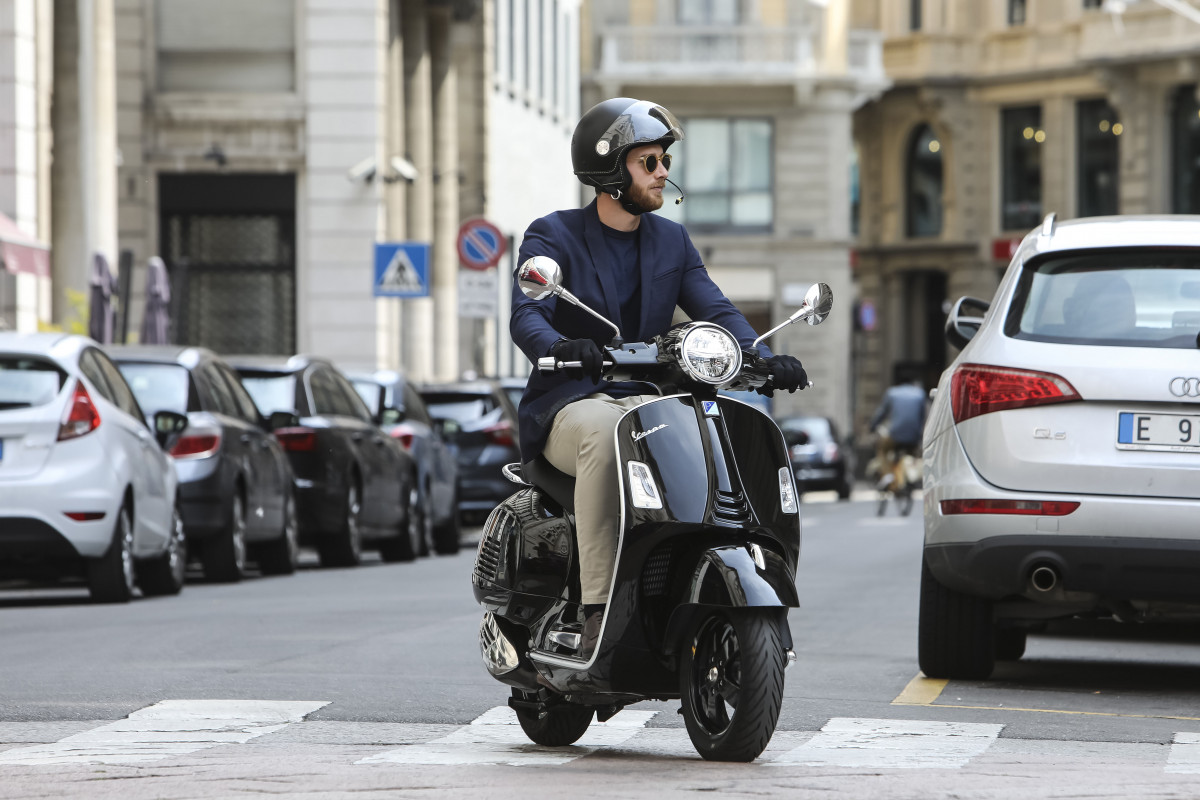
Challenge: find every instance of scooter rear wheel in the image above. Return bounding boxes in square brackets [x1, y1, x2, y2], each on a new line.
[680, 609, 785, 762]
[511, 691, 594, 746]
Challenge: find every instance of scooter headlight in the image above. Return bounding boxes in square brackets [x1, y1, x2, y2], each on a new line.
[677, 323, 742, 385]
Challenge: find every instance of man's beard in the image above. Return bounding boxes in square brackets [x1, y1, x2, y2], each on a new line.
[628, 180, 664, 212]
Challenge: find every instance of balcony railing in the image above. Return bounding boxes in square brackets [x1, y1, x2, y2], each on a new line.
[596, 25, 885, 85]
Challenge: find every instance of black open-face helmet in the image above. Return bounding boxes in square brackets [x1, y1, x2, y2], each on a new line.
[571, 98, 684, 197]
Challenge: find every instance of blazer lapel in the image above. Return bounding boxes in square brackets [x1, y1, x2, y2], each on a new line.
[582, 201, 621, 326]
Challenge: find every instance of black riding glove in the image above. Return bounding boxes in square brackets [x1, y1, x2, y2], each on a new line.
[758, 354, 808, 396]
[550, 338, 604, 383]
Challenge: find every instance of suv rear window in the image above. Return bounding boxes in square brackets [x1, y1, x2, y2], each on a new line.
[117, 362, 192, 416]
[1006, 250, 1200, 349]
[238, 372, 298, 416]
[0, 357, 66, 409]
[420, 392, 500, 428]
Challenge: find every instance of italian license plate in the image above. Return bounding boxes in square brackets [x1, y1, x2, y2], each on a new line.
[1117, 411, 1200, 452]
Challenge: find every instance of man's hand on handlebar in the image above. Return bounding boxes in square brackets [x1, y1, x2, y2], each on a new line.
[756, 354, 808, 396]
[550, 338, 604, 383]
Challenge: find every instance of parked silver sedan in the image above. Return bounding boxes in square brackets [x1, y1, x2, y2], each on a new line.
[920, 214, 1200, 679]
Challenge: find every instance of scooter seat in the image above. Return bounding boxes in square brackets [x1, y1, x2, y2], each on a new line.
[522, 457, 576, 514]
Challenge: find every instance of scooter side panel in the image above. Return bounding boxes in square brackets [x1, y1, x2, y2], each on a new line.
[615, 395, 718, 526]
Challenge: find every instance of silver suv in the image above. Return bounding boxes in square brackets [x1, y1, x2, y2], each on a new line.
[920, 214, 1200, 679]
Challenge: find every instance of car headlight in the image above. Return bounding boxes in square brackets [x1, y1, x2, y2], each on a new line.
[677, 323, 742, 385]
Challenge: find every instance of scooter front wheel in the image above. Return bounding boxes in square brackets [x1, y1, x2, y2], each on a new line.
[511, 690, 594, 746]
[680, 609, 785, 762]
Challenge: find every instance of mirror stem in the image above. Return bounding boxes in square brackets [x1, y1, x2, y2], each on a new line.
[555, 286, 623, 345]
[753, 314, 804, 349]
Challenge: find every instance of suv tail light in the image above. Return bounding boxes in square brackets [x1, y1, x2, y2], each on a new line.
[57, 380, 101, 441]
[170, 428, 222, 459]
[390, 429, 415, 450]
[275, 426, 318, 452]
[950, 364, 1081, 423]
[484, 420, 514, 447]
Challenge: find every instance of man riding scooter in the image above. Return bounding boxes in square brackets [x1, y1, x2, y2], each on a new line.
[510, 97, 809, 657]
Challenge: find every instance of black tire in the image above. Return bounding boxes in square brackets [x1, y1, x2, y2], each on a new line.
[917, 558, 996, 679]
[680, 609, 786, 762]
[137, 505, 187, 596]
[837, 481, 852, 501]
[899, 491, 914, 517]
[318, 482, 363, 568]
[876, 494, 888, 517]
[88, 502, 136, 603]
[256, 490, 299, 575]
[432, 484, 462, 556]
[203, 491, 247, 582]
[380, 482, 421, 563]
[996, 628, 1027, 661]
[511, 691, 594, 746]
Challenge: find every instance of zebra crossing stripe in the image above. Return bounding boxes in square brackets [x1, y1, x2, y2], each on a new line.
[0, 700, 329, 766]
[1166, 732, 1200, 773]
[357, 706, 659, 766]
[771, 717, 1004, 769]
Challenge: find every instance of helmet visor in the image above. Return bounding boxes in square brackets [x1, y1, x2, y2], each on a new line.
[597, 101, 685, 155]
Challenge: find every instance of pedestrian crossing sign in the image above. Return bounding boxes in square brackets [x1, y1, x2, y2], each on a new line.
[374, 242, 430, 298]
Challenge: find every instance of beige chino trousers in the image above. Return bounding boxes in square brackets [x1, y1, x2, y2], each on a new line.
[542, 393, 660, 605]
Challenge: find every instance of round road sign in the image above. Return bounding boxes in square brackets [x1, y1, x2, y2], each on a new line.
[457, 218, 507, 271]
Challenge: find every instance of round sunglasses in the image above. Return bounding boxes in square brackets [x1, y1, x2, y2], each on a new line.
[636, 153, 672, 173]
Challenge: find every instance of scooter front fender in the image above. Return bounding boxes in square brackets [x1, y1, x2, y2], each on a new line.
[686, 544, 800, 608]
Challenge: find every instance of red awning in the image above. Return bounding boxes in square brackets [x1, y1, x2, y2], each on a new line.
[0, 213, 50, 277]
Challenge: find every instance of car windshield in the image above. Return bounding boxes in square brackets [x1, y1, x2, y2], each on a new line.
[1006, 250, 1200, 348]
[0, 356, 66, 410]
[779, 417, 832, 446]
[238, 372, 297, 415]
[117, 362, 190, 416]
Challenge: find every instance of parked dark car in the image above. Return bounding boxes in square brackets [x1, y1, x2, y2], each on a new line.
[349, 369, 461, 555]
[778, 415, 854, 500]
[229, 355, 420, 568]
[417, 380, 520, 525]
[109, 345, 299, 581]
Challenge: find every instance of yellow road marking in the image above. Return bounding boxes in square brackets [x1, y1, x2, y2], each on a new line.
[891, 672, 1200, 721]
[892, 673, 948, 706]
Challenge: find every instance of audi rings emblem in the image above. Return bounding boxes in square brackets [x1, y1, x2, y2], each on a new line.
[1169, 377, 1200, 397]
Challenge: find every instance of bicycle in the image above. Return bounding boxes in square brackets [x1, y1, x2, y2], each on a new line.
[869, 431, 921, 517]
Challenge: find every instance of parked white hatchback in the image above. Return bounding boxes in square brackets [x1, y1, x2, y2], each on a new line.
[0, 333, 189, 602]
[921, 214, 1200, 679]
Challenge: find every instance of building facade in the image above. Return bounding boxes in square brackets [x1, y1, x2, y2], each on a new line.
[852, 0, 1200, 432]
[582, 0, 886, 431]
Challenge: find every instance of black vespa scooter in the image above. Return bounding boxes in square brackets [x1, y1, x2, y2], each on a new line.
[473, 256, 832, 762]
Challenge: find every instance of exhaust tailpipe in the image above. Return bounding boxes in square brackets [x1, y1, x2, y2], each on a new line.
[1030, 564, 1059, 593]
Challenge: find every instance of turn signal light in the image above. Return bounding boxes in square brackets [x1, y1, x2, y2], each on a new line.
[940, 499, 1080, 516]
[57, 380, 101, 441]
[950, 364, 1080, 423]
[170, 432, 221, 459]
[275, 427, 318, 452]
[484, 420, 514, 447]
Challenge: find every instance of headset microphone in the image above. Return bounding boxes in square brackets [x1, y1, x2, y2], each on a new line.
[666, 178, 686, 205]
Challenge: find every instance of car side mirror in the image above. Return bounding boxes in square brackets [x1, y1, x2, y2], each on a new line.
[945, 296, 990, 350]
[380, 406, 405, 426]
[267, 409, 301, 431]
[153, 410, 189, 451]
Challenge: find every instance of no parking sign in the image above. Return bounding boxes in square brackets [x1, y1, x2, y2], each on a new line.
[457, 218, 507, 271]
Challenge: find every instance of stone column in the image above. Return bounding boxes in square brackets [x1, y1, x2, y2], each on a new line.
[403, 0, 434, 381]
[430, 6, 458, 381]
[50, 0, 116, 324]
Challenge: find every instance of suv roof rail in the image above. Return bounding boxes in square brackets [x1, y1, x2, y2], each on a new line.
[1039, 212, 1057, 238]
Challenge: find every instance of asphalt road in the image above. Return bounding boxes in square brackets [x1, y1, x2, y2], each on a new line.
[4, 494, 1200, 798]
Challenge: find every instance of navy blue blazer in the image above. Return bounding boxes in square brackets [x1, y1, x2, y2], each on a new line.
[510, 200, 771, 461]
